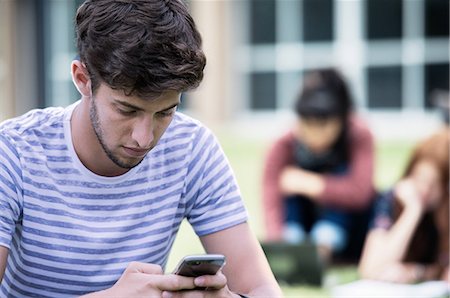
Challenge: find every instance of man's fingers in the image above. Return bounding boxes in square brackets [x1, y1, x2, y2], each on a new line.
[159, 273, 229, 298]
[124, 262, 197, 291]
[194, 271, 227, 289]
[125, 261, 164, 275]
[151, 274, 197, 291]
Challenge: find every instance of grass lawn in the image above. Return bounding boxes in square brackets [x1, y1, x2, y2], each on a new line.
[166, 129, 415, 297]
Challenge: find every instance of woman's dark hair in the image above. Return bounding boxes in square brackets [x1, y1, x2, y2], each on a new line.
[294, 68, 354, 163]
[295, 68, 353, 120]
[394, 128, 449, 267]
[75, 0, 206, 98]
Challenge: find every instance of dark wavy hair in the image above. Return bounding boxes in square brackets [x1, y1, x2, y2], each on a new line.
[75, 0, 206, 98]
[294, 68, 354, 162]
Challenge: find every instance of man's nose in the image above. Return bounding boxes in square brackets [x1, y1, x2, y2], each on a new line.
[132, 116, 154, 148]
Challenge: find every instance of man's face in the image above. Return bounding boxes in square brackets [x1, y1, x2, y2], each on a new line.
[89, 83, 180, 169]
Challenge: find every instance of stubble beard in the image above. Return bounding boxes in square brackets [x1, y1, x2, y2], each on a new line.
[89, 99, 143, 170]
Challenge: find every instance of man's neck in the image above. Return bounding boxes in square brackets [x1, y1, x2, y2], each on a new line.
[70, 99, 128, 177]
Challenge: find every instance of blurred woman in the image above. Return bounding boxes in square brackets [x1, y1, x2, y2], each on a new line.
[262, 68, 376, 262]
[359, 127, 449, 283]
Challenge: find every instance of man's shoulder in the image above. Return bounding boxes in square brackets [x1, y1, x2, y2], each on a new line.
[0, 106, 66, 132]
[0, 106, 66, 143]
[171, 111, 202, 127]
[165, 112, 210, 138]
[157, 112, 218, 157]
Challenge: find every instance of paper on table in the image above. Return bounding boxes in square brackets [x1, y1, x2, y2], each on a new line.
[331, 279, 450, 298]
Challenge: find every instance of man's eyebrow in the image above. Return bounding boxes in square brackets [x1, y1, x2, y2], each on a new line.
[114, 99, 144, 111]
[114, 99, 179, 112]
[160, 103, 179, 112]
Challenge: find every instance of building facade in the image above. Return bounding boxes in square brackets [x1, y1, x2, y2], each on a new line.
[0, 0, 448, 139]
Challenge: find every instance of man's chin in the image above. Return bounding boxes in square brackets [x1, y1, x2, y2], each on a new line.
[118, 157, 145, 169]
[108, 154, 145, 170]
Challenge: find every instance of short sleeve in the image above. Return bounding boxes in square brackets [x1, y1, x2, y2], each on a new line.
[0, 133, 24, 249]
[183, 127, 248, 236]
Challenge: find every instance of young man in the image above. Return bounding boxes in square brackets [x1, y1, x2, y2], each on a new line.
[0, 0, 281, 297]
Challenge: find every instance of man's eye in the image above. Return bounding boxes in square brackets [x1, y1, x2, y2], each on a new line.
[117, 108, 136, 115]
[158, 109, 175, 117]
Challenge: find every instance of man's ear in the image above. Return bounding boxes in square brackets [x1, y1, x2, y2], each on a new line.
[71, 60, 92, 97]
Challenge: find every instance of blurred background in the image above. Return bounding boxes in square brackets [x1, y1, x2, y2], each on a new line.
[0, 0, 448, 295]
[0, 0, 448, 135]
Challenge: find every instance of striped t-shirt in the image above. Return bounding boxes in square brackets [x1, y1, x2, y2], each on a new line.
[0, 102, 247, 297]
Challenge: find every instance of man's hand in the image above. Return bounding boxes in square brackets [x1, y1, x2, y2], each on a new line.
[82, 262, 241, 298]
[81, 261, 197, 297]
[162, 271, 241, 298]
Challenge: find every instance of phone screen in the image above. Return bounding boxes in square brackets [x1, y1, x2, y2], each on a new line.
[173, 254, 226, 277]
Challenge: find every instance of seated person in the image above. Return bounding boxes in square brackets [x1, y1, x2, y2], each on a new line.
[359, 127, 449, 283]
[0, 1, 282, 296]
[262, 68, 376, 263]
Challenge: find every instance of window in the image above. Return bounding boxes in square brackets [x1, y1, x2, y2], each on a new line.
[425, 0, 449, 38]
[302, 0, 333, 42]
[251, 72, 276, 110]
[250, 0, 276, 44]
[37, 0, 80, 107]
[366, 0, 402, 40]
[424, 63, 449, 108]
[367, 66, 402, 108]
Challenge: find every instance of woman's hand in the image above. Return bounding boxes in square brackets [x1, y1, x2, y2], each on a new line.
[279, 166, 324, 199]
[394, 178, 425, 213]
[279, 166, 303, 195]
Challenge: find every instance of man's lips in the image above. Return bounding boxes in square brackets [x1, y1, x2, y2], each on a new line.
[123, 146, 150, 157]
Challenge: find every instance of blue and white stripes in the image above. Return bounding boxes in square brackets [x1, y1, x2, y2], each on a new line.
[0, 103, 247, 297]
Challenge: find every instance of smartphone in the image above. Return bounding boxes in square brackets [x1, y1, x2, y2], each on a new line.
[172, 254, 226, 277]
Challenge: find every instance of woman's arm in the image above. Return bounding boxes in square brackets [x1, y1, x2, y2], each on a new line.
[365, 262, 442, 283]
[262, 133, 295, 240]
[359, 182, 425, 280]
